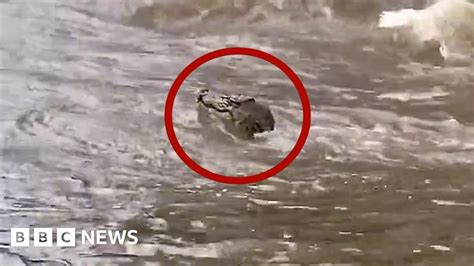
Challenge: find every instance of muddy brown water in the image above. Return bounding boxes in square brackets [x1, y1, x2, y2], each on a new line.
[0, 0, 473, 265]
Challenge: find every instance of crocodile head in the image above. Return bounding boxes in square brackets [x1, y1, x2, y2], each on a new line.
[232, 100, 275, 135]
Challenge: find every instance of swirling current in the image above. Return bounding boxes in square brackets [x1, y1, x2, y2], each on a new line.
[0, 0, 473, 265]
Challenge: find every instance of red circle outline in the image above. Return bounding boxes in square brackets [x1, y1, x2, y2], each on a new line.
[164, 47, 311, 185]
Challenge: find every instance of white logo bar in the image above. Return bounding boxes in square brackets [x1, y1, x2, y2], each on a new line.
[10, 228, 138, 247]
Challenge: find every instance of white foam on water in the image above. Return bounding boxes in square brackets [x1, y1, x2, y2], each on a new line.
[430, 245, 451, 252]
[431, 199, 472, 206]
[377, 86, 450, 102]
[378, 0, 474, 60]
[379, 9, 419, 29]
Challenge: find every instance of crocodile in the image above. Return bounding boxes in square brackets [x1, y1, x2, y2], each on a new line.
[196, 89, 275, 138]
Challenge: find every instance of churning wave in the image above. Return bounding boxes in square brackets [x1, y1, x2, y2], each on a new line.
[378, 0, 474, 64]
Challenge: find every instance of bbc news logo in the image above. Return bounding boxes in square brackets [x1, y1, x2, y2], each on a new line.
[10, 228, 138, 247]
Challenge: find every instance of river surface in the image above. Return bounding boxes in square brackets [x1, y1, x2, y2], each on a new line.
[0, 0, 473, 265]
